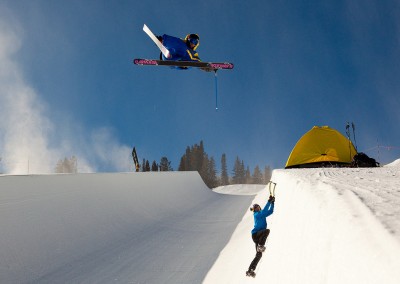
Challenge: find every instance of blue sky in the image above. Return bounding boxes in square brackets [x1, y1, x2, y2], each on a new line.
[0, 0, 399, 174]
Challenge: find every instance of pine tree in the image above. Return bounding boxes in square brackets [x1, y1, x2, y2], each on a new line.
[177, 140, 220, 188]
[178, 141, 205, 173]
[264, 166, 272, 183]
[151, 160, 158, 171]
[240, 160, 246, 183]
[220, 153, 229, 185]
[141, 158, 146, 172]
[185, 146, 191, 170]
[160, 157, 173, 171]
[207, 157, 218, 188]
[178, 156, 186, 171]
[232, 157, 240, 184]
[253, 165, 263, 184]
[145, 160, 150, 172]
[199, 152, 209, 182]
[55, 156, 78, 173]
[232, 156, 246, 184]
[245, 166, 251, 184]
[190, 141, 205, 172]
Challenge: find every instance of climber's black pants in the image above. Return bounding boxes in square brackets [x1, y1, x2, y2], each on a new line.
[248, 228, 270, 271]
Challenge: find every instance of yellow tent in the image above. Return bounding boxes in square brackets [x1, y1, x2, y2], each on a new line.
[285, 126, 357, 168]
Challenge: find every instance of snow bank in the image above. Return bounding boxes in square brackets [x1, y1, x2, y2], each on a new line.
[205, 166, 400, 284]
[213, 184, 265, 195]
[0, 172, 253, 283]
[2, 166, 400, 284]
[385, 158, 400, 167]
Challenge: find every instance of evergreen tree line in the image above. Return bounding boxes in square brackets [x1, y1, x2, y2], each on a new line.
[178, 141, 272, 188]
[140, 157, 173, 172]
[136, 141, 272, 188]
[178, 141, 218, 188]
[54, 142, 272, 188]
[54, 156, 78, 173]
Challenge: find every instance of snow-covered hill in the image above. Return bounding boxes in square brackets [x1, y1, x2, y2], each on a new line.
[0, 172, 253, 283]
[1, 163, 400, 283]
[206, 162, 400, 284]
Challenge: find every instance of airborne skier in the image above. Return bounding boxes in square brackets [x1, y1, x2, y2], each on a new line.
[136, 24, 233, 71]
[135, 24, 234, 109]
[246, 194, 275, 278]
[156, 33, 201, 63]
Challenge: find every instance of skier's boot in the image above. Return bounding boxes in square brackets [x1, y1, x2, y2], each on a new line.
[257, 244, 266, 252]
[246, 269, 256, 278]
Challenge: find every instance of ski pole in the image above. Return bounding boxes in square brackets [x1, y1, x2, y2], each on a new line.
[214, 70, 218, 110]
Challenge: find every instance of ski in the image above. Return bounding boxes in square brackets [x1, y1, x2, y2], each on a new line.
[143, 24, 170, 59]
[133, 58, 234, 71]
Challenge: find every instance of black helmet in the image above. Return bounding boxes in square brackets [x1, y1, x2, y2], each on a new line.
[250, 204, 261, 212]
[185, 34, 200, 49]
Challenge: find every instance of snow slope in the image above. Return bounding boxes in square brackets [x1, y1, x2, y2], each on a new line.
[206, 163, 400, 284]
[1, 163, 400, 284]
[0, 172, 253, 283]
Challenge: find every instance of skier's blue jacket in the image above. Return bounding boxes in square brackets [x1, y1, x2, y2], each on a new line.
[251, 201, 274, 235]
[161, 34, 201, 62]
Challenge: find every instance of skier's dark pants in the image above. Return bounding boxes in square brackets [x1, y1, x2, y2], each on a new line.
[249, 229, 270, 271]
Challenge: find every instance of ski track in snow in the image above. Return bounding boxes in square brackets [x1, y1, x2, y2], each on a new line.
[285, 166, 400, 238]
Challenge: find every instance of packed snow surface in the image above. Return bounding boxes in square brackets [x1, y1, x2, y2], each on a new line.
[206, 162, 400, 284]
[0, 172, 252, 283]
[1, 162, 400, 283]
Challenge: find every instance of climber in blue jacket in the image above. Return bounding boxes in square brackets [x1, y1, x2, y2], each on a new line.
[246, 195, 275, 277]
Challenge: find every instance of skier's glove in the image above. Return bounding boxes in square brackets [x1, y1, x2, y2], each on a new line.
[268, 195, 275, 203]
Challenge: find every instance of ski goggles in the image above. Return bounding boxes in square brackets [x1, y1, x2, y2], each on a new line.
[188, 37, 199, 46]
